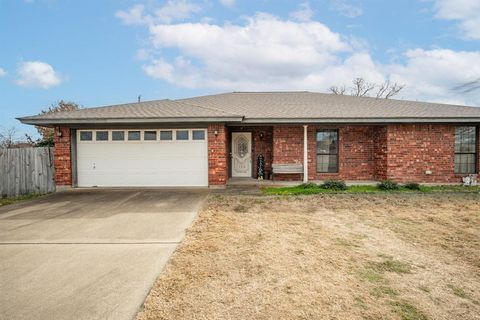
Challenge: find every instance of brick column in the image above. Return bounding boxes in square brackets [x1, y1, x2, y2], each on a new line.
[373, 126, 388, 180]
[53, 126, 72, 186]
[208, 124, 228, 186]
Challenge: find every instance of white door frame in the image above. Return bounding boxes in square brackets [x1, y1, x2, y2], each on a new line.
[231, 132, 252, 178]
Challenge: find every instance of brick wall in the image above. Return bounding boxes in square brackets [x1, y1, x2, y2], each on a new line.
[53, 126, 72, 186]
[384, 124, 458, 183]
[208, 124, 228, 186]
[271, 124, 468, 183]
[272, 126, 304, 180]
[307, 125, 376, 181]
[273, 126, 304, 164]
[374, 126, 388, 180]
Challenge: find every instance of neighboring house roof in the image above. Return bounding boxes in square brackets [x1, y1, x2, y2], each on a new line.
[18, 92, 480, 125]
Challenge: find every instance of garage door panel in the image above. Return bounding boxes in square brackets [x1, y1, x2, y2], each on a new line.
[77, 130, 208, 187]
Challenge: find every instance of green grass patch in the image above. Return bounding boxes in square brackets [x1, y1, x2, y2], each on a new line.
[448, 284, 468, 299]
[390, 300, 428, 320]
[370, 257, 412, 274]
[0, 193, 45, 206]
[358, 267, 385, 283]
[353, 296, 368, 309]
[261, 183, 480, 195]
[359, 257, 411, 284]
[371, 286, 399, 298]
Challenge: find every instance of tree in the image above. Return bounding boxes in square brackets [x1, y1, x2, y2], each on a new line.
[329, 78, 404, 99]
[0, 127, 19, 148]
[35, 100, 80, 146]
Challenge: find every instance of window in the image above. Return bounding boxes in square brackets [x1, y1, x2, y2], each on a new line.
[176, 130, 189, 140]
[192, 130, 205, 140]
[80, 131, 92, 141]
[316, 130, 338, 173]
[96, 131, 109, 141]
[455, 126, 477, 174]
[160, 131, 173, 141]
[128, 131, 141, 141]
[112, 131, 125, 141]
[144, 131, 157, 141]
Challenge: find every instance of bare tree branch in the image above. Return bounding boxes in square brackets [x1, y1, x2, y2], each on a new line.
[329, 85, 346, 95]
[0, 127, 18, 148]
[384, 83, 404, 99]
[329, 77, 405, 99]
[351, 78, 375, 97]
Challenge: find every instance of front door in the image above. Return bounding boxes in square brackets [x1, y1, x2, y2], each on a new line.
[231, 132, 252, 177]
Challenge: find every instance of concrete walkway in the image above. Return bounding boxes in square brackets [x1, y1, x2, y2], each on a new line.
[0, 188, 208, 320]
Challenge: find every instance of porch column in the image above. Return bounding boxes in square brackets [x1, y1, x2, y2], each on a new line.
[303, 125, 308, 183]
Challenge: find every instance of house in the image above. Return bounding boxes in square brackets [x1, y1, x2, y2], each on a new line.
[18, 92, 480, 188]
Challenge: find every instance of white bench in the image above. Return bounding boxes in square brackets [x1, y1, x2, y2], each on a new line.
[272, 163, 304, 181]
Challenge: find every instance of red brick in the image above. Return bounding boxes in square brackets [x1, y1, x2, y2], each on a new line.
[53, 126, 72, 186]
[208, 124, 228, 186]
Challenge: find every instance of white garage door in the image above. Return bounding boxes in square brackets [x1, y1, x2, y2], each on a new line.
[76, 129, 208, 187]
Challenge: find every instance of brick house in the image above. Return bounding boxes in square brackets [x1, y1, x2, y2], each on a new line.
[18, 92, 480, 188]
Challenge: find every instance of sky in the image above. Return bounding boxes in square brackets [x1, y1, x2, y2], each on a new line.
[1, 0, 480, 138]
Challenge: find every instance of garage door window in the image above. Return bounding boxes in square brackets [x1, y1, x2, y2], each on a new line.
[112, 131, 125, 141]
[176, 130, 189, 140]
[144, 131, 157, 141]
[96, 131, 109, 141]
[80, 131, 92, 141]
[192, 130, 205, 140]
[160, 131, 173, 140]
[128, 131, 141, 141]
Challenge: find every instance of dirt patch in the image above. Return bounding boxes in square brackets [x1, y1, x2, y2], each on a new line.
[137, 193, 480, 320]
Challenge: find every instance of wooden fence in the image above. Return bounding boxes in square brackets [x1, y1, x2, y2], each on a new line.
[0, 147, 55, 198]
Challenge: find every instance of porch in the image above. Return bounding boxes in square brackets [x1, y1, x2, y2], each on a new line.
[225, 124, 383, 185]
[227, 125, 308, 183]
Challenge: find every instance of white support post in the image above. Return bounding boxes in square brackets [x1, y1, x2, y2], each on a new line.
[303, 125, 308, 183]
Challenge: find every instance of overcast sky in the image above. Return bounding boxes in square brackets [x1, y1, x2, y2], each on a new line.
[1, 0, 479, 137]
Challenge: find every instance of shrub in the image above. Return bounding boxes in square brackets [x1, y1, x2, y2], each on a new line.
[321, 179, 347, 191]
[404, 182, 421, 190]
[299, 182, 318, 189]
[377, 180, 399, 191]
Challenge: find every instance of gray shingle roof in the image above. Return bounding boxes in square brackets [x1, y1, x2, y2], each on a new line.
[18, 99, 243, 125]
[178, 92, 480, 123]
[18, 92, 480, 125]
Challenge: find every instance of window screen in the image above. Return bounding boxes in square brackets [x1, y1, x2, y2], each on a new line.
[316, 130, 339, 173]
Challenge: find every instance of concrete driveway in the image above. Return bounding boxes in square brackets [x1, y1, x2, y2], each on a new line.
[0, 188, 208, 320]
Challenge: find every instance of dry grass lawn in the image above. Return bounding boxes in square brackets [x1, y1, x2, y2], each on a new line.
[137, 193, 480, 320]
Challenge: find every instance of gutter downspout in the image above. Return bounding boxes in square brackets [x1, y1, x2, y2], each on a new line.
[303, 125, 308, 183]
